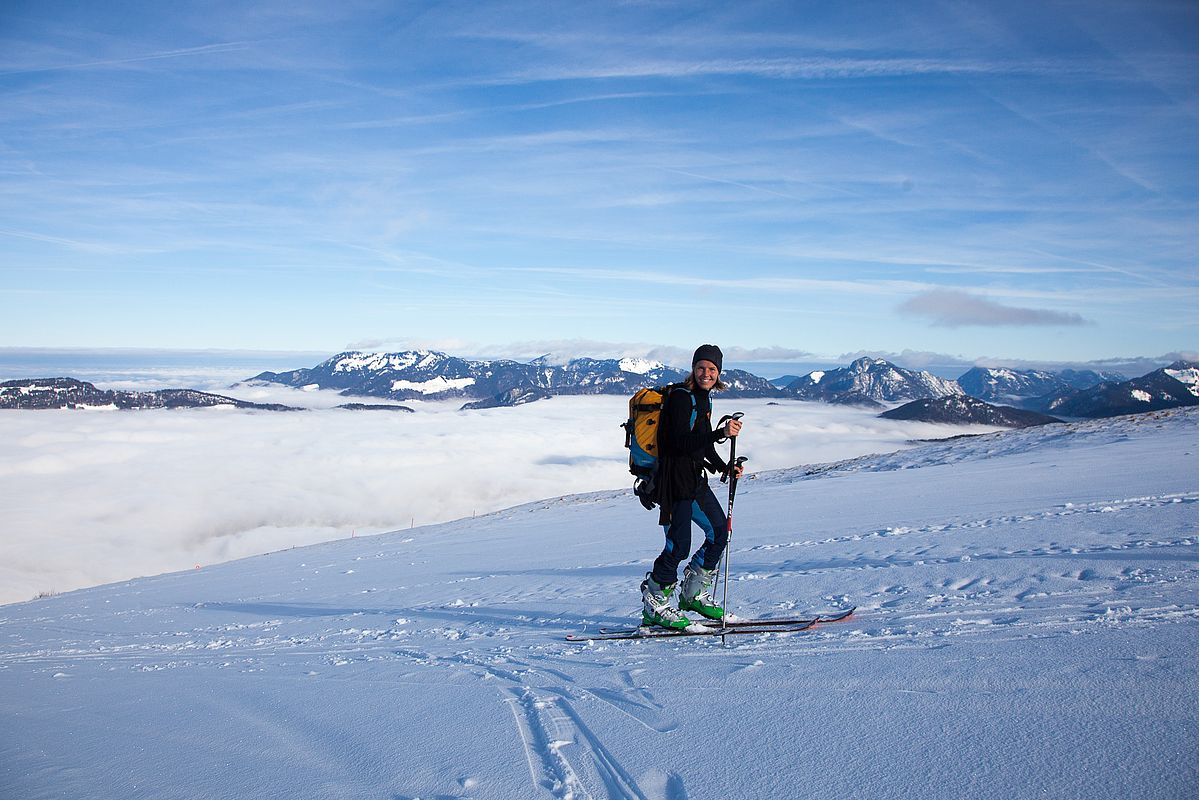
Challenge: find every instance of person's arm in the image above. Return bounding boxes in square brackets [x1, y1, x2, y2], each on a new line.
[704, 442, 728, 475]
[705, 415, 743, 475]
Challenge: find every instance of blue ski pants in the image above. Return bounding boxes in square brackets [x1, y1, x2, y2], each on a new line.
[650, 482, 728, 587]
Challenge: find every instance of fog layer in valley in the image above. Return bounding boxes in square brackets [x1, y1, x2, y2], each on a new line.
[0, 386, 1001, 604]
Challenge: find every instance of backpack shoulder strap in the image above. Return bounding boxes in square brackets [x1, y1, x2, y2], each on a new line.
[665, 383, 697, 429]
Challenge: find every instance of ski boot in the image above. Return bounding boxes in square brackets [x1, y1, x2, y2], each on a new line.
[678, 563, 724, 621]
[640, 574, 691, 630]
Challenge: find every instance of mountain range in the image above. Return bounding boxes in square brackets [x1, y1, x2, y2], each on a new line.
[6, 353, 1196, 423]
[249, 352, 964, 409]
[956, 366, 1124, 403]
[248, 351, 1199, 422]
[0, 378, 300, 411]
[783, 357, 963, 408]
[1034, 361, 1199, 418]
[249, 351, 786, 408]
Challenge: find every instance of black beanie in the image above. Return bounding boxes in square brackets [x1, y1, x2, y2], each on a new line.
[692, 344, 723, 373]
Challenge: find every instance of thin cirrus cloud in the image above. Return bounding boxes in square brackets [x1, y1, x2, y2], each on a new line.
[898, 289, 1089, 328]
[0, 41, 252, 75]
[462, 51, 1106, 87]
[0, 1, 1194, 358]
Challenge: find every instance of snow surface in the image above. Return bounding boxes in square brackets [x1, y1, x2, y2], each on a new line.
[2, 408, 1196, 799]
[391, 376, 476, 394]
[617, 357, 661, 375]
[1166, 367, 1199, 396]
[334, 351, 442, 373]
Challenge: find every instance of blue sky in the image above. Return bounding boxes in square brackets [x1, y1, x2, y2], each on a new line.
[1, 0, 1196, 369]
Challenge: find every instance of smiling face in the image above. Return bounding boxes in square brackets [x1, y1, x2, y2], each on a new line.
[692, 359, 720, 391]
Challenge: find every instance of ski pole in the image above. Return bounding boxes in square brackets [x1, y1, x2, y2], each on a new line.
[720, 454, 747, 644]
[713, 411, 745, 643]
[711, 413, 743, 599]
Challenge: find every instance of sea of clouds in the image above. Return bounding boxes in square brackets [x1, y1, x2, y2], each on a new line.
[0, 379, 1000, 605]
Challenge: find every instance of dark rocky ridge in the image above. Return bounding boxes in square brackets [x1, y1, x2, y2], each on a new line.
[0, 378, 300, 411]
[880, 395, 1062, 428]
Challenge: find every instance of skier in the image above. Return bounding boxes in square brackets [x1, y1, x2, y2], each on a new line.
[640, 344, 744, 630]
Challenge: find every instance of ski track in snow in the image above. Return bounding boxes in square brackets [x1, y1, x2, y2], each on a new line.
[2, 409, 1197, 799]
[16, 493, 1190, 663]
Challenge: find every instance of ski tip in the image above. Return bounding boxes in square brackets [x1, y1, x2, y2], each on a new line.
[818, 606, 856, 622]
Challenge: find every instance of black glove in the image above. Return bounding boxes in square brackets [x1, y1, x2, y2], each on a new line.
[704, 457, 727, 475]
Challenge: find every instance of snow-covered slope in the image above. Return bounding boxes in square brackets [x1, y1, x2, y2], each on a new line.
[2, 409, 1197, 800]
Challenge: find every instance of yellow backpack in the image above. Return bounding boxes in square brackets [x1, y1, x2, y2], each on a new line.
[621, 384, 693, 509]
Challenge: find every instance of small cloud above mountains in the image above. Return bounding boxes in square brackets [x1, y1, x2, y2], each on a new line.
[898, 289, 1088, 328]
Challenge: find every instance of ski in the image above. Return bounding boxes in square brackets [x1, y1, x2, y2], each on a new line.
[751, 606, 854, 625]
[597, 617, 812, 635]
[596, 606, 855, 636]
[566, 618, 816, 642]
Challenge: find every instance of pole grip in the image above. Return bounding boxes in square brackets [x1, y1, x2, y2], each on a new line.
[720, 413, 743, 483]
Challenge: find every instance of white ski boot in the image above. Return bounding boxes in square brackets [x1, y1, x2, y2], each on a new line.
[678, 563, 724, 621]
[640, 574, 691, 630]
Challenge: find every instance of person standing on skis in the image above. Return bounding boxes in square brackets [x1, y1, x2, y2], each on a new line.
[640, 344, 744, 630]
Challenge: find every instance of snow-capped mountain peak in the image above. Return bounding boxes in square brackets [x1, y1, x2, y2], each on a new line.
[787, 357, 961, 406]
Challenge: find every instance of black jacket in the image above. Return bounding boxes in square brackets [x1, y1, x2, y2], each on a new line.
[655, 385, 728, 521]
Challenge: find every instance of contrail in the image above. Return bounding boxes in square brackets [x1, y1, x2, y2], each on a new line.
[0, 41, 251, 76]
